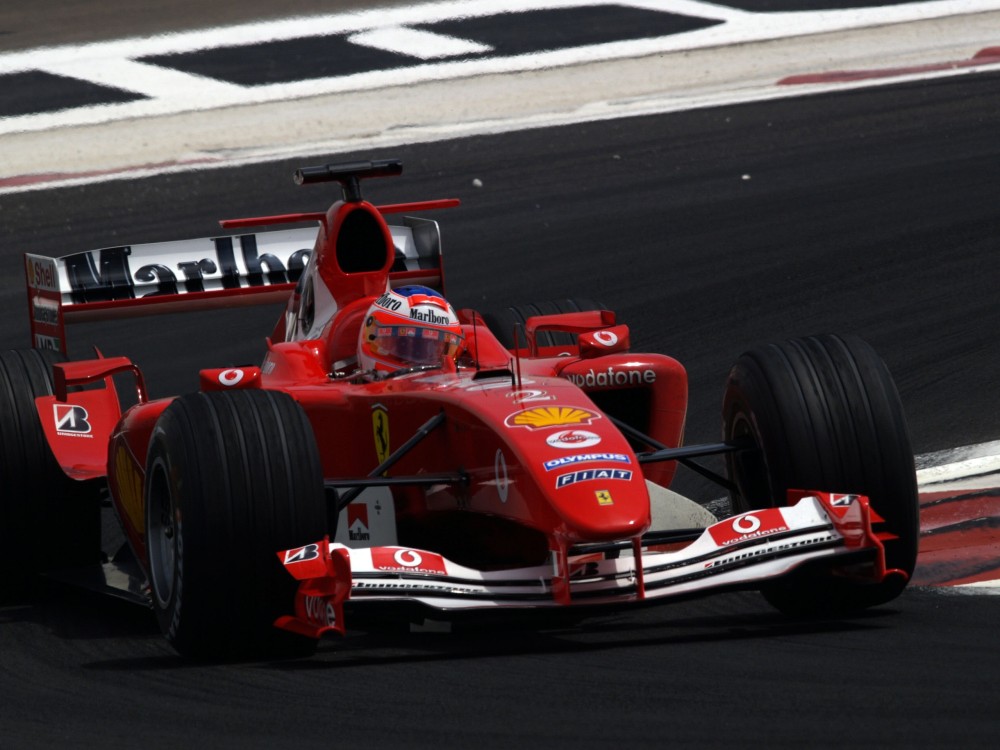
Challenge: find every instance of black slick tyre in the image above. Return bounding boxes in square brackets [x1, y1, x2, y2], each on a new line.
[722, 334, 918, 615]
[0, 349, 103, 598]
[144, 389, 327, 659]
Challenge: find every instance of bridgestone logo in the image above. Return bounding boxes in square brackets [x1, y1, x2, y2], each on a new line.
[32, 302, 59, 325]
[353, 580, 488, 595]
[703, 534, 835, 569]
[53, 403, 92, 437]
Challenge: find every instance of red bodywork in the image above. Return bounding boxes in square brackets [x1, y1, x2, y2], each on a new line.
[25, 164, 899, 640]
[32, 181, 686, 584]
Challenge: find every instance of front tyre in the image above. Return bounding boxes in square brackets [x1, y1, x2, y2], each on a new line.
[722, 334, 919, 615]
[145, 390, 327, 659]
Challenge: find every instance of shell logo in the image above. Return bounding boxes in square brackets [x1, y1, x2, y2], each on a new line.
[505, 406, 599, 430]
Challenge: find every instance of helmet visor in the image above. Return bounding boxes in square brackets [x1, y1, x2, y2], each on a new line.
[372, 325, 463, 366]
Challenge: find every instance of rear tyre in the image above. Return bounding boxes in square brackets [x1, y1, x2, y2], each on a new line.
[481, 298, 608, 350]
[144, 389, 327, 659]
[0, 349, 103, 598]
[722, 334, 918, 615]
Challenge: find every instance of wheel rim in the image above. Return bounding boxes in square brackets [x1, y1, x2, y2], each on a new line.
[146, 458, 177, 607]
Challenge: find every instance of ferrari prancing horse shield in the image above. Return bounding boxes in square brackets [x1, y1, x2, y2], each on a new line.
[372, 403, 390, 464]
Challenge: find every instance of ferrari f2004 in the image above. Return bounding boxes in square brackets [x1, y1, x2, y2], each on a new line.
[2, 160, 919, 658]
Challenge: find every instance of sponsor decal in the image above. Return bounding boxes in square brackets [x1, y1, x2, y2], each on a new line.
[569, 559, 602, 579]
[566, 367, 656, 388]
[25, 255, 59, 292]
[284, 543, 321, 564]
[593, 330, 619, 347]
[34, 334, 61, 351]
[544, 453, 630, 471]
[352, 579, 489, 595]
[556, 469, 633, 488]
[59, 236, 310, 304]
[595, 490, 614, 506]
[370, 548, 447, 575]
[708, 509, 789, 547]
[304, 596, 337, 627]
[495, 449, 509, 504]
[506, 389, 554, 403]
[505, 406, 598, 430]
[53, 403, 92, 437]
[218, 368, 244, 387]
[703, 534, 831, 569]
[830, 493, 859, 507]
[31, 300, 59, 326]
[457, 377, 538, 393]
[546, 429, 601, 449]
[348, 504, 370, 542]
[410, 307, 450, 325]
[374, 292, 402, 311]
[372, 403, 390, 464]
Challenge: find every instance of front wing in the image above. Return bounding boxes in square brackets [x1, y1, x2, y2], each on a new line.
[275, 493, 902, 639]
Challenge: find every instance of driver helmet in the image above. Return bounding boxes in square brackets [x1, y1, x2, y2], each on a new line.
[358, 285, 464, 375]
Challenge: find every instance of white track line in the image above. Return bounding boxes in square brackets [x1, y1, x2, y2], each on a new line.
[1, 0, 997, 138]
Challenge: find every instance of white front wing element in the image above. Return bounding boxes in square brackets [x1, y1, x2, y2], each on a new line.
[277, 494, 885, 637]
[345, 498, 844, 610]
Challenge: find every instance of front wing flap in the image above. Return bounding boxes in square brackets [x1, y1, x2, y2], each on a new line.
[275, 492, 901, 639]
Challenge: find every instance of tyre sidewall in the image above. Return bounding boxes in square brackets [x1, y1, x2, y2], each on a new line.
[143, 390, 326, 659]
[722, 335, 919, 613]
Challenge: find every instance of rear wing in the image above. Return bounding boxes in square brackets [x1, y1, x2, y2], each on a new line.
[25, 216, 445, 353]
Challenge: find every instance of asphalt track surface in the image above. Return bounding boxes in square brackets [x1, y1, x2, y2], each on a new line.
[3, 5, 1000, 750]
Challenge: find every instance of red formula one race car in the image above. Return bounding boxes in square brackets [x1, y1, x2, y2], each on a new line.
[3, 160, 919, 659]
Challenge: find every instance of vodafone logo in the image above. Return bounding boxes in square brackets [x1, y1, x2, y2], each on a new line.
[731, 514, 761, 534]
[593, 330, 619, 347]
[218, 369, 244, 387]
[371, 547, 447, 575]
[393, 549, 424, 567]
[304, 596, 337, 627]
[708, 508, 789, 547]
[546, 429, 601, 449]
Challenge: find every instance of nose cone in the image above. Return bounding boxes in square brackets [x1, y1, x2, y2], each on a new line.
[544, 464, 651, 542]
